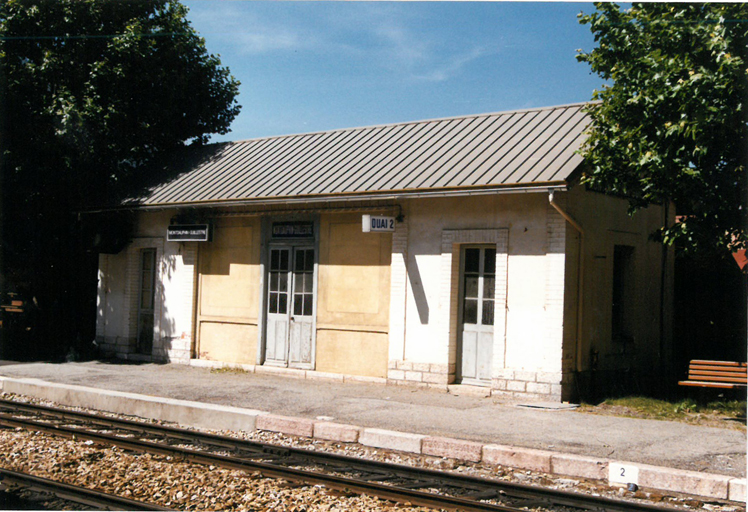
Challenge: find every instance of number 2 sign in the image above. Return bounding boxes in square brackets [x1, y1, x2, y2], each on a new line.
[609, 462, 639, 486]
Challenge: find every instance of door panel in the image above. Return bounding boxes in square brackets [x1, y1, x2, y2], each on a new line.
[265, 247, 291, 365]
[265, 246, 315, 368]
[476, 330, 494, 381]
[289, 248, 314, 368]
[460, 246, 496, 385]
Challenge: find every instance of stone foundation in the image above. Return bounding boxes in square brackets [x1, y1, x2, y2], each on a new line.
[490, 369, 563, 401]
[95, 335, 191, 364]
[95, 335, 137, 360]
[387, 360, 567, 401]
[387, 360, 453, 389]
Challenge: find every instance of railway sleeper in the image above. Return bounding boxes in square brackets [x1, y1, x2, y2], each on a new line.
[0, 400, 684, 512]
[463, 489, 501, 500]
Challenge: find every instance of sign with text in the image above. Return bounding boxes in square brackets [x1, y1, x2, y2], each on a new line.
[271, 221, 314, 239]
[362, 215, 395, 233]
[167, 224, 211, 242]
[608, 463, 639, 486]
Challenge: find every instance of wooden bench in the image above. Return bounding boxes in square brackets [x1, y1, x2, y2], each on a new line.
[678, 360, 748, 389]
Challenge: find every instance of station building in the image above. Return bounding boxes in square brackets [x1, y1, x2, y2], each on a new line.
[95, 103, 673, 402]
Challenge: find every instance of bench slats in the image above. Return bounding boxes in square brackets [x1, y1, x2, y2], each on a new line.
[688, 367, 746, 375]
[679, 380, 745, 389]
[689, 369, 747, 377]
[687, 376, 747, 384]
[691, 360, 746, 367]
[679, 359, 747, 389]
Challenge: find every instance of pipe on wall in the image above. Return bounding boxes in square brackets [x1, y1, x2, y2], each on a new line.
[548, 190, 585, 373]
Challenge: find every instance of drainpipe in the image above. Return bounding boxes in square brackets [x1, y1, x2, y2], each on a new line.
[548, 190, 585, 373]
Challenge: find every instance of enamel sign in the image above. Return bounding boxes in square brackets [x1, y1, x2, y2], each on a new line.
[271, 221, 314, 239]
[362, 215, 395, 233]
[167, 224, 211, 242]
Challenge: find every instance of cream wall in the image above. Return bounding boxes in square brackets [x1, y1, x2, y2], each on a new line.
[316, 213, 392, 378]
[196, 217, 261, 365]
[96, 210, 196, 363]
[397, 193, 563, 385]
[564, 185, 673, 386]
[94, 187, 672, 401]
[393, 189, 670, 400]
[96, 251, 127, 341]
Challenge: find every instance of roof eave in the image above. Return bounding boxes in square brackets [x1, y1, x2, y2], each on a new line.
[106, 181, 569, 213]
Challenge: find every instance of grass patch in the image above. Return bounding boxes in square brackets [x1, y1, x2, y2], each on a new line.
[578, 396, 746, 429]
[209, 366, 248, 375]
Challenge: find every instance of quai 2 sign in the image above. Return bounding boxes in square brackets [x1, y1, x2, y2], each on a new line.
[362, 215, 395, 233]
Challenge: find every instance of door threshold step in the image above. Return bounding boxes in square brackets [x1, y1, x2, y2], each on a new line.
[447, 384, 491, 398]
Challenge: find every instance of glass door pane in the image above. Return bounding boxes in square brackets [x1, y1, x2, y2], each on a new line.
[292, 248, 314, 317]
[268, 248, 291, 315]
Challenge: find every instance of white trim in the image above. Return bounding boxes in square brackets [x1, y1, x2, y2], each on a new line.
[388, 214, 409, 361]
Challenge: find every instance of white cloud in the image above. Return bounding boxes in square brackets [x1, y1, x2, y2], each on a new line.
[186, 2, 492, 81]
[410, 46, 490, 83]
[372, 23, 429, 67]
[366, 17, 491, 82]
[186, 2, 313, 55]
[233, 29, 302, 54]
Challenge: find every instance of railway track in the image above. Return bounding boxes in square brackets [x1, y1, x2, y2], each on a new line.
[0, 467, 174, 510]
[0, 398, 682, 512]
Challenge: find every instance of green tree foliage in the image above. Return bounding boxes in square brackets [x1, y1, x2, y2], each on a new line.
[577, 3, 748, 255]
[2, 0, 240, 205]
[0, 0, 240, 357]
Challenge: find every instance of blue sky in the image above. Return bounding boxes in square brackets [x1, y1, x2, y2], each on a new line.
[183, 2, 605, 142]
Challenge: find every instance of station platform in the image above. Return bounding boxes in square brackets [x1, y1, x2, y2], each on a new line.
[0, 360, 745, 502]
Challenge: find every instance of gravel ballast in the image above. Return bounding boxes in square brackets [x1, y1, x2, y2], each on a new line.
[0, 393, 745, 511]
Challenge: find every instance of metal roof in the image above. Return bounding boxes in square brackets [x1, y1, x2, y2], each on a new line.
[133, 102, 590, 207]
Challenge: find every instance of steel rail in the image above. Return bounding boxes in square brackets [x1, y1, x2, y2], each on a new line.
[0, 467, 174, 511]
[1, 412, 523, 512]
[0, 399, 681, 512]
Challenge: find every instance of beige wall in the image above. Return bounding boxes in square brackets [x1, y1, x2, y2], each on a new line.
[564, 184, 673, 382]
[196, 217, 261, 364]
[94, 189, 673, 401]
[199, 322, 258, 363]
[315, 330, 389, 378]
[392, 190, 671, 400]
[97, 251, 128, 340]
[400, 194, 557, 372]
[95, 210, 196, 363]
[316, 213, 392, 377]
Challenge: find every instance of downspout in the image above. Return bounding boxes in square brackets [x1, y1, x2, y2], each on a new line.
[548, 190, 585, 373]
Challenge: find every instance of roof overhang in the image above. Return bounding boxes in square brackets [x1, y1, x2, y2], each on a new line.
[89, 181, 568, 214]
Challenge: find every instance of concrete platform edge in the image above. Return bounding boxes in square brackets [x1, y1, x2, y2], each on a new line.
[0, 376, 266, 432]
[0, 376, 743, 502]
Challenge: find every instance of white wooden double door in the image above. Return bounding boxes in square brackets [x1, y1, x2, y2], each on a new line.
[265, 246, 315, 368]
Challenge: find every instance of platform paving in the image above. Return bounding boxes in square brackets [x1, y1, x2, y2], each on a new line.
[0, 360, 745, 501]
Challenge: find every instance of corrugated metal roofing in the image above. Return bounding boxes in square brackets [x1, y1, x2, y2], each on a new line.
[134, 102, 590, 207]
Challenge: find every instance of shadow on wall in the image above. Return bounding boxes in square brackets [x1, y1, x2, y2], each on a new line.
[94, 243, 196, 364]
[154, 250, 180, 362]
[408, 254, 429, 325]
